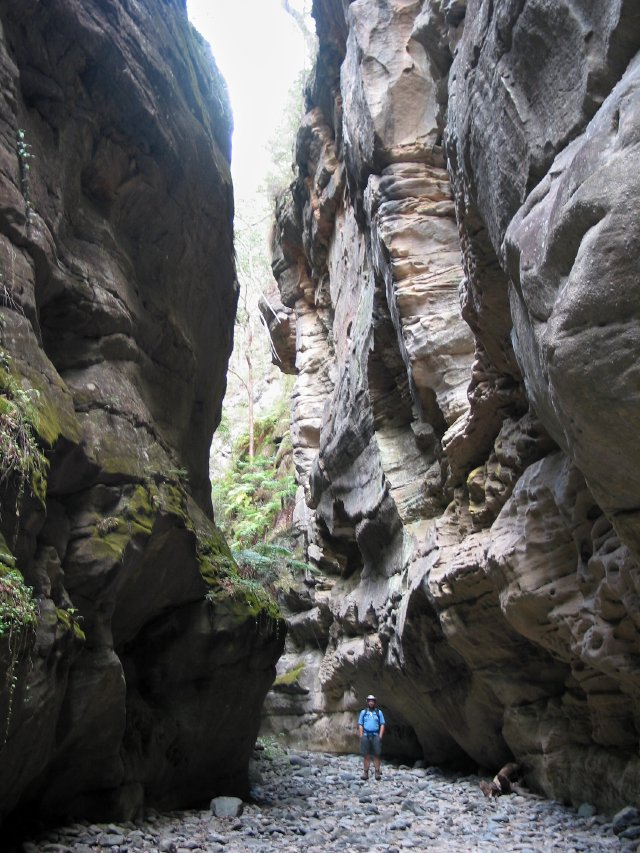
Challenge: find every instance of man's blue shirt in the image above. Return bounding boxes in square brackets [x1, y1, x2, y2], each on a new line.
[358, 708, 385, 734]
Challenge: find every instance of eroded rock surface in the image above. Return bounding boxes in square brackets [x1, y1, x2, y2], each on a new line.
[0, 0, 284, 828]
[264, 0, 640, 813]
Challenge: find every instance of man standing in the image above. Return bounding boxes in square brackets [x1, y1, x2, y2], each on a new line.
[358, 694, 386, 780]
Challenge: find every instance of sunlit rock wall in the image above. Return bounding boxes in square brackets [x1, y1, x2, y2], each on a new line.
[0, 0, 284, 827]
[264, 0, 640, 812]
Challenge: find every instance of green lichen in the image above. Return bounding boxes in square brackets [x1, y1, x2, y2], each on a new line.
[14, 356, 81, 450]
[151, 480, 189, 520]
[197, 527, 281, 622]
[55, 607, 86, 641]
[0, 531, 16, 572]
[273, 661, 305, 687]
[211, 578, 281, 621]
[29, 392, 65, 449]
[197, 527, 237, 584]
[122, 484, 156, 535]
[89, 484, 160, 561]
[205, 582, 282, 624]
[466, 465, 485, 489]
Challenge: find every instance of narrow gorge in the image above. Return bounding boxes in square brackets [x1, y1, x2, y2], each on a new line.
[0, 0, 639, 840]
[262, 0, 640, 816]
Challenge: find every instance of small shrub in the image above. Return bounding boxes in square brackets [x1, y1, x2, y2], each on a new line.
[256, 734, 288, 760]
[16, 129, 34, 224]
[0, 566, 38, 744]
[0, 347, 49, 514]
[0, 569, 37, 640]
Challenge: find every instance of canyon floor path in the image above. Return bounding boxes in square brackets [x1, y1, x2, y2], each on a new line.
[20, 750, 638, 853]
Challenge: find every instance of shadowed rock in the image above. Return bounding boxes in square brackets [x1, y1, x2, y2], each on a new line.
[0, 0, 284, 828]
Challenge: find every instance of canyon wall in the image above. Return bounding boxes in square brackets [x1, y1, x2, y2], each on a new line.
[0, 0, 283, 827]
[263, 0, 640, 812]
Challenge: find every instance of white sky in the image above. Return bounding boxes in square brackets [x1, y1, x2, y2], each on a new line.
[187, 0, 309, 201]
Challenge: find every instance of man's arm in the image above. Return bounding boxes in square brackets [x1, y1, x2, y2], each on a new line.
[379, 711, 386, 739]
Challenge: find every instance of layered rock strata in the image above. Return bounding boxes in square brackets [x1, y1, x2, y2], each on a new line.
[0, 0, 283, 828]
[263, 0, 640, 812]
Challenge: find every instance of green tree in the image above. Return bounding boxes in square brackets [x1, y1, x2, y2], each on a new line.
[231, 194, 276, 458]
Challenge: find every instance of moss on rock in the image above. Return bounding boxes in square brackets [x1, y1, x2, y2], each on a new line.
[208, 579, 282, 622]
[196, 527, 237, 584]
[122, 484, 156, 535]
[0, 533, 16, 573]
[30, 390, 68, 450]
[89, 484, 159, 561]
[152, 481, 189, 520]
[0, 554, 38, 640]
[196, 526, 282, 623]
[0, 349, 49, 508]
[55, 607, 86, 641]
[273, 661, 305, 687]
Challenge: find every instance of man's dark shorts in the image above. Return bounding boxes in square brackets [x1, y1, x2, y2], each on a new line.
[360, 734, 382, 756]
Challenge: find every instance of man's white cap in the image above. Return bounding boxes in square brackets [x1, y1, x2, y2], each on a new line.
[366, 694, 376, 700]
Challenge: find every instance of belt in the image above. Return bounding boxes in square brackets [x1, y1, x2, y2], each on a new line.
[364, 732, 379, 737]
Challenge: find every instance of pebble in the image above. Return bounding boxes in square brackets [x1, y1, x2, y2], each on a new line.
[16, 750, 637, 852]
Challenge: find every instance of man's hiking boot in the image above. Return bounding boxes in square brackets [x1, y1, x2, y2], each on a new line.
[361, 772, 369, 780]
[375, 772, 382, 781]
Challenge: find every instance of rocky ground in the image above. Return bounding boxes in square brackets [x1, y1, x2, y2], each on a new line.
[15, 749, 640, 852]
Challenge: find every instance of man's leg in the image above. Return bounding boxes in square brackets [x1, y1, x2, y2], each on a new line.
[373, 736, 382, 778]
[360, 735, 370, 779]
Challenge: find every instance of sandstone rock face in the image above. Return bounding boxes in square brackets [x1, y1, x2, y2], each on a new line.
[264, 0, 640, 812]
[0, 0, 283, 827]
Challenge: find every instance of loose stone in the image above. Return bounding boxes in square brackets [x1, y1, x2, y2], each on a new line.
[15, 751, 632, 853]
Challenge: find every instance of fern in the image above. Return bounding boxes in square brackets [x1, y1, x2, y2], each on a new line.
[232, 541, 314, 595]
[215, 451, 295, 549]
[212, 406, 304, 599]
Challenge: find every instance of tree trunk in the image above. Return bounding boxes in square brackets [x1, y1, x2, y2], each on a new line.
[246, 324, 254, 459]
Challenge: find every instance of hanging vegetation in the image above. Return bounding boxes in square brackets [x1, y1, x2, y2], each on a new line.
[0, 345, 48, 514]
[0, 553, 38, 744]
